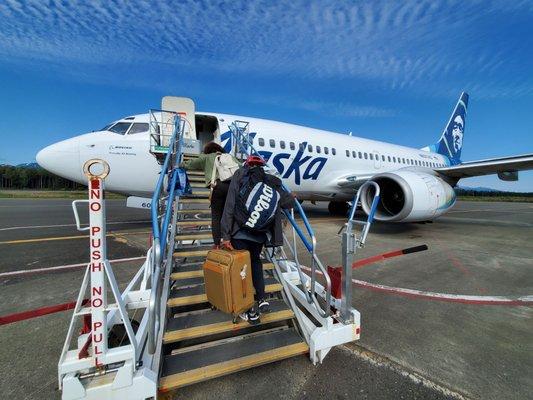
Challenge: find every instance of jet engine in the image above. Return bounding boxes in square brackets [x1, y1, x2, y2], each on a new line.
[360, 170, 456, 222]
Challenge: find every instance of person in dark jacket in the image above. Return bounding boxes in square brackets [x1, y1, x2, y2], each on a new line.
[180, 142, 240, 247]
[220, 155, 295, 324]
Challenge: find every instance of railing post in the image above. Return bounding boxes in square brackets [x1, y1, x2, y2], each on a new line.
[84, 159, 110, 366]
[340, 222, 354, 323]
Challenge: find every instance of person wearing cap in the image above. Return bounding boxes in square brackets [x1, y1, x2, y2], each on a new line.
[180, 142, 240, 247]
[220, 155, 295, 324]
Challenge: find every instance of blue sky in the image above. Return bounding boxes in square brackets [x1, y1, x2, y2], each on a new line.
[0, 0, 532, 191]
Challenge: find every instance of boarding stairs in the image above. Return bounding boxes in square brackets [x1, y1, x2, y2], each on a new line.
[58, 109, 371, 400]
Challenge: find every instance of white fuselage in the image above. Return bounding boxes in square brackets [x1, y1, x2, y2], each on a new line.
[37, 111, 449, 201]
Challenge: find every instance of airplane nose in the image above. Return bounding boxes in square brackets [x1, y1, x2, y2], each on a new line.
[36, 137, 83, 183]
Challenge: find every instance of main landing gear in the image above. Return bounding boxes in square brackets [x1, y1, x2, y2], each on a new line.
[328, 201, 350, 216]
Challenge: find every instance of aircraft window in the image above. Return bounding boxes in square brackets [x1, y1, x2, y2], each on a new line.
[364, 152, 368, 160]
[290, 142, 295, 150]
[358, 151, 362, 158]
[382, 155, 385, 161]
[346, 150, 350, 157]
[308, 144, 313, 152]
[299, 143, 306, 151]
[401, 158, 405, 164]
[109, 122, 132, 135]
[324, 147, 329, 155]
[280, 140, 286, 149]
[332, 148, 336, 156]
[316, 146, 321, 154]
[258, 138, 265, 147]
[387, 156, 391, 162]
[393, 156, 396, 163]
[124, 117, 135, 120]
[269, 139, 275, 148]
[351, 151, 355, 158]
[128, 123, 149, 134]
[369, 153, 373, 160]
[101, 123, 114, 131]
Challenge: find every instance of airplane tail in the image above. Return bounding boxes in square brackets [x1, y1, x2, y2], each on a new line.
[424, 92, 468, 165]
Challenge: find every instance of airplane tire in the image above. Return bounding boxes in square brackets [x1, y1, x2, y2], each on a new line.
[328, 201, 349, 216]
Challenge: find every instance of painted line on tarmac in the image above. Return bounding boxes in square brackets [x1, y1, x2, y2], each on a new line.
[0, 256, 145, 278]
[0, 219, 151, 231]
[0, 230, 150, 245]
[300, 266, 533, 306]
[351, 280, 533, 306]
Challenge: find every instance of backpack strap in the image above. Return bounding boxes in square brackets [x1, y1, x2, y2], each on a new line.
[209, 153, 220, 187]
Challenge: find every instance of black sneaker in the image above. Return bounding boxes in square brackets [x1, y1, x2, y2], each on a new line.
[258, 299, 270, 314]
[239, 308, 261, 325]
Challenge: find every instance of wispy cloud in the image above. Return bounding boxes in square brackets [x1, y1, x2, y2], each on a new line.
[253, 96, 397, 118]
[0, 0, 532, 97]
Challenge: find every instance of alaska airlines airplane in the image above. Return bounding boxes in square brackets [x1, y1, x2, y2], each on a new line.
[36, 93, 533, 222]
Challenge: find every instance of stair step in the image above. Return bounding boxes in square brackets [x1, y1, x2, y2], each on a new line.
[164, 300, 293, 344]
[159, 328, 307, 392]
[171, 263, 274, 280]
[175, 232, 213, 241]
[187, 170, 205, 176]
[188, 176, 205, 183]
[180, 198, 210, 204]
[176, 220, 211, 227]
[177, 209, 211, 215]
[190, 182, 207, 188]
[167, 278, 282, 308]
[174, 245, 213, 259]
[172, 266, 275, 289]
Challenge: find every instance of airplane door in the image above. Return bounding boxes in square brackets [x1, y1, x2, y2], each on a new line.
[161, 96, 196, 143]
[374, 150, 382, 169]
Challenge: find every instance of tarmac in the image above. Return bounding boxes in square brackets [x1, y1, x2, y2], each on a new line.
[0, 198, 531, 399]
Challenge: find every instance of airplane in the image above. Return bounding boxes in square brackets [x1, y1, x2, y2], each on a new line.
[36, 93, 533, 222]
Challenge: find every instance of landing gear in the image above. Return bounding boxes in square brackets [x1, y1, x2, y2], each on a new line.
[328, 201, 350, 216]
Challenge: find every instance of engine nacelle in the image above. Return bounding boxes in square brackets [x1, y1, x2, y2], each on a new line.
[360, 170, 456, 222]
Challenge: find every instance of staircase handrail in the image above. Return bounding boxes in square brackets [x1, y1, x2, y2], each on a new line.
[148, 113, 184, 354]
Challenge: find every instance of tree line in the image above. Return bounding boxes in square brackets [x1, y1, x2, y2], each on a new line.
[0, 165, 84, 190]
[454, 187, 533, 198]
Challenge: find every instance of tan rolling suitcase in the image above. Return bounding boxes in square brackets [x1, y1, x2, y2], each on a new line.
[203, 249, 255, 318]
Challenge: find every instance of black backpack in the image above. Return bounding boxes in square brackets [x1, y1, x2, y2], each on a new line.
[234, 166, 280, 233]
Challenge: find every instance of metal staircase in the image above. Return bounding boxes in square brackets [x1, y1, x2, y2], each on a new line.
[58, 108, 366, 400]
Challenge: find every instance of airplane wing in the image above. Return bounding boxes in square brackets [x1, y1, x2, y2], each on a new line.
[435, 153, 533, 180]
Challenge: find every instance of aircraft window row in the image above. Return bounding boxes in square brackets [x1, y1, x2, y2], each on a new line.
[257, 138, 337, 156]
[255, 137, 447, 167]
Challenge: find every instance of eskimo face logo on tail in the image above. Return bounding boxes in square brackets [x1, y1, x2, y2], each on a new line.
[451, 114, 464, 153]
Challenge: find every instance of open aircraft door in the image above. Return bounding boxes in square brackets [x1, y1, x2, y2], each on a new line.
[160, 96, 196, 145]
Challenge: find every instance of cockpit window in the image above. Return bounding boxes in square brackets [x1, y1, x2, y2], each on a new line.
[101, 123, 114, 131]
[108, 122, 132, 135]
[128, 123, 149, 134]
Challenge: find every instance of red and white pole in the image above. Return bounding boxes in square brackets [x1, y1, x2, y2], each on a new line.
[83, 159, 110, 367]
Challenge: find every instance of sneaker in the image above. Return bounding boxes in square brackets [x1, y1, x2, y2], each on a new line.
[239, 308, 260, 325]
[258, 299, 270, 314]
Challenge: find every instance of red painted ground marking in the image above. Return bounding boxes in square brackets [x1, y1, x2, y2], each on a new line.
[0, 299, 89, 326]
